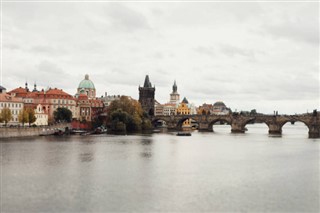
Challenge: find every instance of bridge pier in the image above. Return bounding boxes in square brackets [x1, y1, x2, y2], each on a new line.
[231, 123, 245, 133]
[268, 123, 282, 135]
[308, 124, 320, 138]
[198, 123, 213, 132]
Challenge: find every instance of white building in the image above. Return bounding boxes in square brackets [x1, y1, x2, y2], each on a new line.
[0, 93, 24, 125]
[33, 104, 48, 126]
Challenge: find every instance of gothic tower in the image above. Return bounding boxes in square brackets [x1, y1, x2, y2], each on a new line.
[170, 80, 180, 105]
[139, 75, 155, 116]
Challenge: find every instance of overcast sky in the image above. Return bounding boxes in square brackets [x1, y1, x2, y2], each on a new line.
[1, 0, 319, 114]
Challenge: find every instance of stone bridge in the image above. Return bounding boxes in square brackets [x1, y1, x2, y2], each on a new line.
[151, 112, 320, 138]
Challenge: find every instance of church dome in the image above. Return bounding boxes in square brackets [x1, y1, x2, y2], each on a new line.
[78, 74, 95, 89]
[213, 101, 226, 107]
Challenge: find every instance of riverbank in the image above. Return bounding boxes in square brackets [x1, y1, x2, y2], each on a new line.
[0, 123, 71, 139]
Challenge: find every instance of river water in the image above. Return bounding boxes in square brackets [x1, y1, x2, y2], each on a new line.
[1, 123, 319, 212]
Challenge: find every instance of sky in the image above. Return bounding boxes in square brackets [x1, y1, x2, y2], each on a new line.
[1, 0, 319, 114]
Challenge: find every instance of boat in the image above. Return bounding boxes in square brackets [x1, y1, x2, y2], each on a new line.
[71, 129, 88, 135]
[176, 132, 192, 136]
[93, 126, 107, 134]
[53, 128, 64, 136]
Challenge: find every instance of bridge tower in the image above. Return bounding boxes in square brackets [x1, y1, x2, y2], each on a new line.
[170, 80, 180, 105]
[139, 75, 155, 116]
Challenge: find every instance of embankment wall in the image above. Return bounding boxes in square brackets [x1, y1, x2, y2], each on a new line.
[0, 123, 71, 139]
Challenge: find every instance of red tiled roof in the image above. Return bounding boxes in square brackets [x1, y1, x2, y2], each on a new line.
[8, 87, 28, 97]
[0, 93, 24, 103]
[46, 88, 73, 97]
[78, 94, 88, 100]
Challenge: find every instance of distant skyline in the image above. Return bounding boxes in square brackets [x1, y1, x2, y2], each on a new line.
[1, 1, 319, 114]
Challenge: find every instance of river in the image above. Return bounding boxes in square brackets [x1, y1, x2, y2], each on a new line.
[1, 123, 319, 212]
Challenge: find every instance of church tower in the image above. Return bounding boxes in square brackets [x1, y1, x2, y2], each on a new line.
[139, 75, 155, 116]
[170, 80, 180, 105]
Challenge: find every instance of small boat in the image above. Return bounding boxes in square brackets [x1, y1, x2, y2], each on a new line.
[53, 128, 64, 136]
[177, 132, 192, 136]
[93, 126, 107, 134]
[71, 129, 87, 135]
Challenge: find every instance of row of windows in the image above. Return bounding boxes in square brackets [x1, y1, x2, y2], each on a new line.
[0, 103, 23, 108]
[0, 109, 22, 115]
[53, 99, 75, 104]
[53, 105, 74, 110]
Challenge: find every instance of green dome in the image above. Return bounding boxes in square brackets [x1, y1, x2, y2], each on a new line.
[78, 74, 95, 89]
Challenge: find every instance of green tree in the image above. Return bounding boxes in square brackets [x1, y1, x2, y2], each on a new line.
[0, 107, 12, 126]
[54, 107, 72, 123]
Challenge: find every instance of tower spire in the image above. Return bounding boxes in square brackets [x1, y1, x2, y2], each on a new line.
[173, 80, 177, 93]
[143, 75, 152, 88]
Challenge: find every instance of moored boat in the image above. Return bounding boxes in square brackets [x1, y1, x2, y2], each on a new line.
[176, 132, 192, 136]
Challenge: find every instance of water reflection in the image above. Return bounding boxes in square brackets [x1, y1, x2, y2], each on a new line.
[140, 152, 152, 158]
[79, 153, 94, 162]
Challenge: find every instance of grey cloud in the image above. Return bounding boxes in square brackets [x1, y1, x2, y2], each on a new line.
[3, 43, 20, 50]
[220, 44, 255, 58]
[194, 46, 215, 57]
[30, 45, 60, 55]
[105, 3, 151, 32]
[262, 3, 319, 44]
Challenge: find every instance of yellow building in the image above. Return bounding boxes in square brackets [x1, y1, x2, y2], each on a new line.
[176, 97, 191, 127]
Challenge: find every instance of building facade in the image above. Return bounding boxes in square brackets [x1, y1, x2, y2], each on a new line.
[212, 101, 230, 115]
[0, 93, 24, 125]
[176, 97, 191, 126]
[77, 74, 96, 99]
[8, 85, 78, 123]
[33, 104, 48, 126]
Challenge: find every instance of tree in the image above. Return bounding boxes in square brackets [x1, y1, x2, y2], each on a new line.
[108, 96, 147, 131]
[250, 109, 257, 115]
[26, 107, 36, 126]
[18, 109, 29, 126]
[19, 108, 36, 126]
[0, 107, 12, 126]
[54, 107, 72, 123]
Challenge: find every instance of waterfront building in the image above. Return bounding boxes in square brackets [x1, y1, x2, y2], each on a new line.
[0, 93, 24, 125]
[198, 103, 214, 115]
[8, 85, 78, 122]
[212, 101, 230, 115]
[154, 100, 164, 116]
[163, 103, 177, 116]
[76, 74, 96, 100]
[99, 93, 121, 108]
[75, 75, 104, 122]
[169, 80, 180, 105]
[139, 75, 155, 116]
[33, 104, 48, 126]
[176, 97, 191, 126]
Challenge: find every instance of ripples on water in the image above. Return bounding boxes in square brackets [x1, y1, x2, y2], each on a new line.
[1, 123, 319, 213]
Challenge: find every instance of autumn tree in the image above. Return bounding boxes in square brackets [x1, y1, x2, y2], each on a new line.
[108, 96, 150, 131]
[0, 107, 12, 126]
[18, 108, 36, 126]
[26, 107, 36, 126]
[18, 109, 29, 126]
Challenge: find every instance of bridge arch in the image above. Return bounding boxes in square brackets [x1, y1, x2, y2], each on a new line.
[208, 118, 232, 132]
[176, 116, 200, 130]
[281, 120, 310, 137]
[151, 118, 170, 128]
